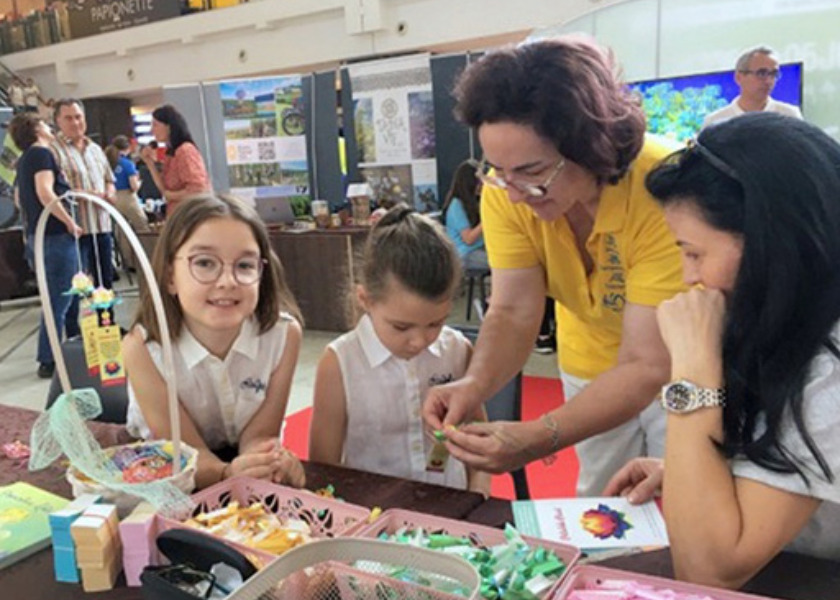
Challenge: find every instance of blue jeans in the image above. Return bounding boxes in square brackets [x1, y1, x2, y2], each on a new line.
[28, 233, 82, 366]
[79, 232, 114, 289]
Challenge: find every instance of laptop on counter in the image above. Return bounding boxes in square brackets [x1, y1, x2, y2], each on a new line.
[254, 196, 296, 225]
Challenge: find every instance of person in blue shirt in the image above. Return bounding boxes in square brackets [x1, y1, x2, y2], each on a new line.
[106, 135, 149, 268]
[442, 160, 487, 271]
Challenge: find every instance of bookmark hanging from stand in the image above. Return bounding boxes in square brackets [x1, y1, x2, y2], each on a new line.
[80, 298, 100, 375]
[95, 323, 125, 388]
[83, 201, 122, 386]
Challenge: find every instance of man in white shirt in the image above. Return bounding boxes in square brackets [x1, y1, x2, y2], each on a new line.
[703, 46, 803, 128]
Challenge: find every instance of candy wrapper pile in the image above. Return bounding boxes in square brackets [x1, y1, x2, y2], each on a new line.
[376, 524, 566, 600]
[71, 442, 190, 484]
[184, 501, 313, 555]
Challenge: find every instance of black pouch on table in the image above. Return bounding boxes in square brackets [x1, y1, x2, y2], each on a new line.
[140, 528, 257, 600]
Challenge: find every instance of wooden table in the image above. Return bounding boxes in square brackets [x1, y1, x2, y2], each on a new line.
[1, 403, 838, 600]
[135, 227, 369, 332]
[0, 404, 483, 600]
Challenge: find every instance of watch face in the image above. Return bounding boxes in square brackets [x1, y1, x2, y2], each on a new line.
[665, 382, 695, 412]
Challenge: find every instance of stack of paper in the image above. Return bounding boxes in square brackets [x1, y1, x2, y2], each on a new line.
[70, 504, 123, 591]
[48, 493, 102, 582]
[118, 502, 157, 586]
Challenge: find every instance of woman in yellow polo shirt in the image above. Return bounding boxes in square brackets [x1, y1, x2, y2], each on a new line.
[423, 36, 685, 496]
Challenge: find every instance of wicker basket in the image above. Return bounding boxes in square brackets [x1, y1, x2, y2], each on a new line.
[33, 191, 191, 516]
[224, 538, 482, 600]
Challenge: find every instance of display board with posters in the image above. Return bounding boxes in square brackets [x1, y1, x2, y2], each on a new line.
[219, 76, 310, 216]
[348, 54, 438, 213]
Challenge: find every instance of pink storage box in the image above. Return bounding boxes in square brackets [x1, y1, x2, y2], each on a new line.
[551, 565, 776, 600]
[355, 508, 581, 599]
[153, 476, 374, 568]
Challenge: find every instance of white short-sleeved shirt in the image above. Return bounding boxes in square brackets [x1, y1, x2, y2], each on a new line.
[127, 315, 294, 450]
[731, 335, 840, 560]
[329, 314, 470, 489]
[702, 96, 803, 129]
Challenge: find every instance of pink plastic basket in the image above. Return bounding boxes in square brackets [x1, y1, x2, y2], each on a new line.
[155, 476, 373, 567]
[550, 565, 776, 600]
[355, 508, 581, 599]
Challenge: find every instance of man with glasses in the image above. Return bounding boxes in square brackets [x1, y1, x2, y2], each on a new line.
[703, 46, 803, 128]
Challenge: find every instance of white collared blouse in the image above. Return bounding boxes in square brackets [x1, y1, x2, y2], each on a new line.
[126, 315, 294, 449]
[328, 314, 471, 489]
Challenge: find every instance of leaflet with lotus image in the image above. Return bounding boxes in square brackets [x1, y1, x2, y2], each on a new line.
[512, 497, 668, 550]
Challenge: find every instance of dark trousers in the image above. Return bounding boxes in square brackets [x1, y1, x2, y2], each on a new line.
[79, 232, 114, 288]
[27, 233, 81, 365]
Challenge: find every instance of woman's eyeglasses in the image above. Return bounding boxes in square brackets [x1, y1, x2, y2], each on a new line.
[175, 254, 266, 286]
[469, 157, 566, 198]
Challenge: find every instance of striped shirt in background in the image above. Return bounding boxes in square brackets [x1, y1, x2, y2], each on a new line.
[51, 133, 116, 234]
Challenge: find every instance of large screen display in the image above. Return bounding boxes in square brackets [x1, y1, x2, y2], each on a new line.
[629, 62, 803, 142]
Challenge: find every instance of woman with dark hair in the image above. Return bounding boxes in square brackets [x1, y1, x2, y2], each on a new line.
[442, 160, 486, 271]
[423, 36, 685, 496]
[140, 104, 210, 215]
[9, 112, 83, 378]
[604, 112, 840, 586]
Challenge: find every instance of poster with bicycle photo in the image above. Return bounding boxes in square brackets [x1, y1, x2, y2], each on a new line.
[219, 76, 310, 217]
[348, 54, 439, 213]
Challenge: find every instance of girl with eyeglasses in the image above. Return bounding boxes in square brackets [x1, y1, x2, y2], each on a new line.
[605, 112, 840, 586]
[123, 194, 305, 489]
[423, 36, 686, 497]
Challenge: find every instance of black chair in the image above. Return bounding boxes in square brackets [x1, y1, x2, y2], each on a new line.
[44, 335, 129, 424]
[465, 267, 490, 322]
[453, 325, 530, 499]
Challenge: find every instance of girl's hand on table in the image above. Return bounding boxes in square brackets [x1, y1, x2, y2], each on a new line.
[228, 439, 294, 482]
[271, 446, 306, 488]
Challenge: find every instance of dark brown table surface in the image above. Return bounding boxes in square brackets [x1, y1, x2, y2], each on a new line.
[0, 404, 484, 599]
[2, 403, 838, 600]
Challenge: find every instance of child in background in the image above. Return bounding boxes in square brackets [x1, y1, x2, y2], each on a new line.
[309, 205, 491, 495]
[123, 194, 305, 489]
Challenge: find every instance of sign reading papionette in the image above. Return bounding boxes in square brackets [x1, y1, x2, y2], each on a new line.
[68, 0, 180, 39]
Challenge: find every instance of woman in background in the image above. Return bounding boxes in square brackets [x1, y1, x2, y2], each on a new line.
[442, 160, 487, 271]
[140, 104, 211, 215]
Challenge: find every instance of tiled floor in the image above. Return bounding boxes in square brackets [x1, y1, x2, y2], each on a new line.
[0, 275, 558, 415]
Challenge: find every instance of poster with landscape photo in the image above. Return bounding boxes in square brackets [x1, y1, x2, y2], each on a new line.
[219, 76, 309, 205]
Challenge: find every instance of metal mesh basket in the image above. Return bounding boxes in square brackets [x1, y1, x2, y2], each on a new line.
[225, 538, 481, 600]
